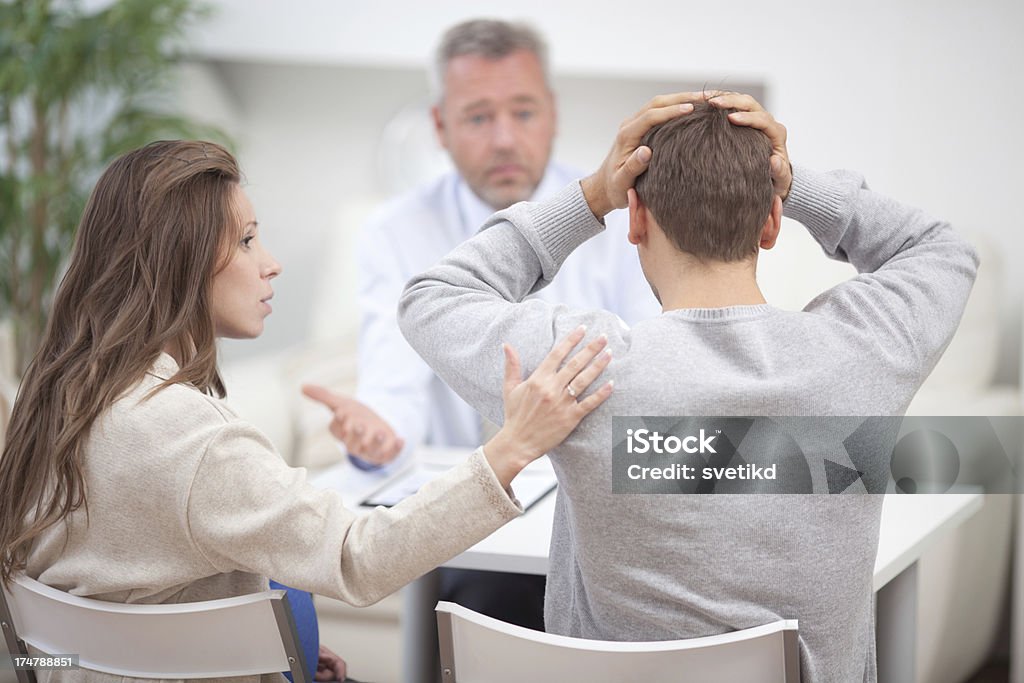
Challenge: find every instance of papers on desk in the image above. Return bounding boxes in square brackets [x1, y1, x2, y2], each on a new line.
[361, 459, 557, 511]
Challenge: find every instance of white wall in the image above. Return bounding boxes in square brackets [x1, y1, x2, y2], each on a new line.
[182, 0, 1024, 383]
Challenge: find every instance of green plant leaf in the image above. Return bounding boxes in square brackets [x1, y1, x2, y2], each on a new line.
[0, 0, 223, 375]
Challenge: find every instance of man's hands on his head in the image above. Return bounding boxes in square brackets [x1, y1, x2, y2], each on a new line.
[301, 385, 405, 466]
[581, 90, 792, 218]
[706, 91, 792, 201]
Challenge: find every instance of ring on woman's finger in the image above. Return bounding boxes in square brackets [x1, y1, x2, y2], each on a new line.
[566, 385, 578, 398]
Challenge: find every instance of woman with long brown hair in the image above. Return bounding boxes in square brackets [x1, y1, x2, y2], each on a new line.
[0, 140, 613, 681]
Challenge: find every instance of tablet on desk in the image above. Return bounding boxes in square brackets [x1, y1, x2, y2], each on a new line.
[360, 460, 557, 511]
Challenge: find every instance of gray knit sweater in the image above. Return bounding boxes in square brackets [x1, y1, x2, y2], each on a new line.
[398, 167, 978, 682]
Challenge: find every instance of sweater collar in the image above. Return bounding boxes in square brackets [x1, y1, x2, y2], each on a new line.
[149, 352, 180, 380]
[663, 304, 779, 322]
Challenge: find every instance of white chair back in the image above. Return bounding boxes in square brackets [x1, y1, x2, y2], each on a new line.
[436, 601, 799, 683]
[0, 573, 308, 683]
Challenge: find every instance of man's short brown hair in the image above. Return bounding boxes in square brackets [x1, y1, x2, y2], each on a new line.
[635, 101, 773, 261]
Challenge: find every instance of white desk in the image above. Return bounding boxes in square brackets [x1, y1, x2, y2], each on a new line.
[313, 452, 983, 683]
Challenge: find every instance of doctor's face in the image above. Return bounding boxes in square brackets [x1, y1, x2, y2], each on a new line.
[433, 50, 556, 210]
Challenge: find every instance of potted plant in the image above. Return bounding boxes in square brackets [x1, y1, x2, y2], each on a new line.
[0, 0, 226, 380]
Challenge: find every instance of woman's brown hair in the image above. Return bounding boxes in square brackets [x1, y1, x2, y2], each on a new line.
[0, 140, 241, 584]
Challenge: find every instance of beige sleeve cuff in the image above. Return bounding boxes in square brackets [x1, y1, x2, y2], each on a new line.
[470, 445, 525, 512]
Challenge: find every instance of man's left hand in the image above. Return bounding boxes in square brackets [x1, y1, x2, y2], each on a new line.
[707, 91, 792, 200]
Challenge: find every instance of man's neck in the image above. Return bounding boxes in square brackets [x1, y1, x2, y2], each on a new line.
[656, 256, 767, 311]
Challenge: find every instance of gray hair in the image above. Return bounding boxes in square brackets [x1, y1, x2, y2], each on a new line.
[430, 19, 550, 101]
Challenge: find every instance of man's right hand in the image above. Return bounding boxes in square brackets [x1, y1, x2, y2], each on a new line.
[301, 385, 405, 466]
[581, 92, 715, 218]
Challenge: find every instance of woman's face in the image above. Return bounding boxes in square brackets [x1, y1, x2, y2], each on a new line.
[210, 185, 282, 339]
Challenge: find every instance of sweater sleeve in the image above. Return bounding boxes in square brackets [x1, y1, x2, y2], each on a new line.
[398, 182, 631, 427]
[784, 166, 979, 378]
[185, 423, 521, 606]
